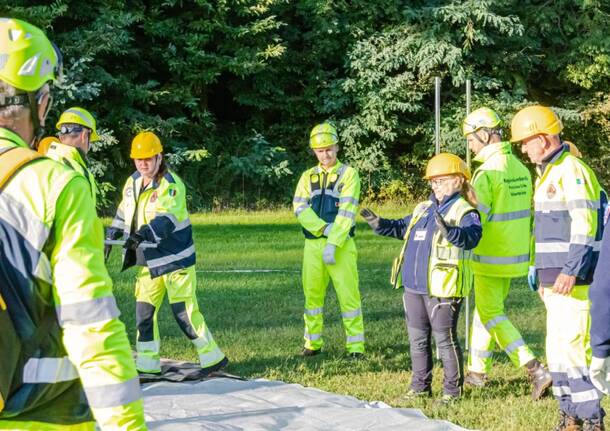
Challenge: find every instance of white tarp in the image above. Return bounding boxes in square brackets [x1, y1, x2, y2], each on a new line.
[142, 378, 472, 430]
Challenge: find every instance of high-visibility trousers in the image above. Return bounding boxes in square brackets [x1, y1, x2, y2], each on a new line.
[302, 237, 365, 353]
[543, 285, 603, 420]
[135, 266, 225, 372]
[468, 275, 535, 373]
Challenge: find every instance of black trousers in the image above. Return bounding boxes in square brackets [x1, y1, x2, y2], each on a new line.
[402, 290, 463, 396]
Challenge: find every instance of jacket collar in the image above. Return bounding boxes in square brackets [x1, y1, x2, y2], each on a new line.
[0, 127, 28, 149]
[473, 141, 511, 164]
[539, 143, 568, 174]
[48, 142, 88, 168]
[317, 160, 343, 174]
[429, 191, 461, 213]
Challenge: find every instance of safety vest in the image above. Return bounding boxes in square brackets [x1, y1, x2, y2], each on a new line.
[471, 142, 532, 277]
[293, 160, 360, 247]
[46, 141, 98, 207]
[392, 197, 475, 298]
[109, 170, 195, 278]
[534, 146, 604, 278]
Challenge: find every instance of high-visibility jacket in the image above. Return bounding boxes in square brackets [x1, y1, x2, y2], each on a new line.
[108, 170, 195, 278]
[0, 128, 145, 429]
[471, 141, 532, 276]
[46, 141, 98, 207]
[534, 144, 605, 286]
[393, 197, 476, 298]
[292, 160, 359, 247]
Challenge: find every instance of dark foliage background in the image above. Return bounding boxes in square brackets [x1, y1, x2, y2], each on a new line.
[6, 0, 610, 212]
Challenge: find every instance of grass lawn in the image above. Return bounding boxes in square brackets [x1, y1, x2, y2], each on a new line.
[105, 208, 609, 431]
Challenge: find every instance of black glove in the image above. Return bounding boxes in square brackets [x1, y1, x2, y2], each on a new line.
[104, 244, 112, 262]
[360, 208, 380, 230]
[124, 232, 144, 250]
[434, 210, 449, 238]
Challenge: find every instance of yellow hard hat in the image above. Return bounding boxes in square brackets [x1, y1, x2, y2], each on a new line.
[510, 105, 563, 142]
[462, 107, 502, 136]
[309, 122, 338, 149]
[37, 136, 59, 155]
[424, 153, 471, 181]
[130, 131, 163, 159]
[56, 107, 99, 141]
[565, 141, 582, 158]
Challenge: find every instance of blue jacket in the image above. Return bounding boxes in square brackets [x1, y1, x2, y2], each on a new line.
[590, 223, 610, 357]
[375, 192, 482, 294]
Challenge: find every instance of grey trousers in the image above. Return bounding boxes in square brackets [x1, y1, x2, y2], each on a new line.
[403, 290, 463, 396]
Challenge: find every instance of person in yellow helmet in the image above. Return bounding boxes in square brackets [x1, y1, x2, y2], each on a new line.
[461, 107, 552, 399]
[512, 105, 606, 430]
[36, 135, 59, 155]
[46, 107, 100, 205]
[106, 131, 228, 375]
[361, 153, 482, 404]
[0, 18, 146, 430]
[293, 122, 365, 358]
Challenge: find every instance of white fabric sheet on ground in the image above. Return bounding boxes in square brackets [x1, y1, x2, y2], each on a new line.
[142, 378, 472, 430]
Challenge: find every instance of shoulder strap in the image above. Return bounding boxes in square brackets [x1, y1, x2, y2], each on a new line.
[0, 147, 43, 191]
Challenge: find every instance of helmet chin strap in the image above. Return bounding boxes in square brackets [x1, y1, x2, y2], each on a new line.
[27, 92, 44, 149]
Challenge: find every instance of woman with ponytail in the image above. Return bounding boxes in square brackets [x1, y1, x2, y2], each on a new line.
[360, 153, 481, 405]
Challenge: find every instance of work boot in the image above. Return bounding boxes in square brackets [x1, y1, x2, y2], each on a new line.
[347, 352, 364, 360]
[201, 356, 229, 376]
[553, 410, 582, 431]
[464, 371, 487, 388]
[583, 418, 605, 431]
[400, 388, 432, 402]
[433, 393, 459, 407]
[301, 347, 321, 357]
[526, 359, 553, 400]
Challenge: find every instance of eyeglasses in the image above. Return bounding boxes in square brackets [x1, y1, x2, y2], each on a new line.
[429, 177, 454, 187]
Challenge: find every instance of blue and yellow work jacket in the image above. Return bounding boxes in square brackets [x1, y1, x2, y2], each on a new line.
[108, 169, 195, 278]
[534, 144, 606, 286]
[293, 160, 360, 247]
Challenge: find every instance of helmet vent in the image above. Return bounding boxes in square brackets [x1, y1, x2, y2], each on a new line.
[18, 53, 39, 76]
[8, 29, 21, 41]
[0, 54, 7, 70]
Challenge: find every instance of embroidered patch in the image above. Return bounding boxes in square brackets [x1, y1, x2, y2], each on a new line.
[546, 183, 556, 199]
[125, 188, 133, 198]
[169, 188, 176, 197]
[575, 178, 585, 185]
[311, 174, 319, 183]
[150, 191, 158, 203]
[414, 230, 426, 241]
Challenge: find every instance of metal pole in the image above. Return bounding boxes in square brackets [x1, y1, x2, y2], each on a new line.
[435, 77, 441, 155]
[464, 78, 472, 352]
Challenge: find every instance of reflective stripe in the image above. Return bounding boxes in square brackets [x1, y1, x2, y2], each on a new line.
[572, 388, 600, 403]
[484, 315, 508, 331]
[347, 334, 365, 343]
[566, 366, 589, 379]
[310, 188, 340, 199]
[84, 376, 142, 409]
[295, 204, 309, 216]
[472, 253, 530, 265]
[477, 203, 491, 215]
[341, 308, 362, 319]
[192, 332, 215, 350]
[22, 357, 79, 383]
[535, 199, 600, 212]
[199, 348, 225, 367]
[155, 212, 191, 232]
[63, 108, 95, 128]
[552, 385, 571, 397]
[536, 241, 601, 253]
[304, 307, 323, 316]
[137, 340, 160, 352]
[487, 209, 530, 222]
[293, 197, 308, 204]
[33, 254, 52, 284]
[304, 332, 321, 341]
[0, 192, 50, 249]
[471, 348, 493, 359]
[147, 244, 196, 268]
[339, 196, 359, 206]
[56, 296, 120, 326]
[136, 355, 160, 372]
[504, 338, 525, 354]
[337, 209, 356, 220]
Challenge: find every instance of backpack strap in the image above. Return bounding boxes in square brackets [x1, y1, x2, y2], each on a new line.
[0, 147, 42, 191]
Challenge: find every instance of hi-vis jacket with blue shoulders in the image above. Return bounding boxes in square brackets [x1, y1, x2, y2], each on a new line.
[108, 170, 195, 278]
[534, 144, 606, 286]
